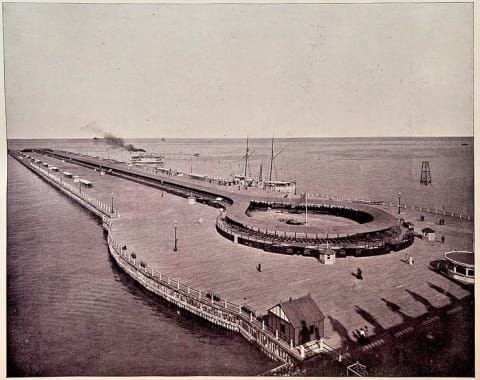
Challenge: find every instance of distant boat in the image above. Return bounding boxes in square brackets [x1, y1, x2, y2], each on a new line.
[461, 143, 468, 146]
[130, 153, 164, 166]
[161, 138, 166, 142]
[194, 153, 200, 157]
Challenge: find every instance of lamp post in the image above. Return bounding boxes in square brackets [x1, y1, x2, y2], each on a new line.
[111, 192, 114, 213]
[397, 192, 402, 214]
[174, 220, 178, 252]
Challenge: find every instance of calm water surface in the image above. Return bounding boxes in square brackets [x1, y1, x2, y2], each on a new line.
[7, 137, 473, 375]
[7, 156, 273, 376]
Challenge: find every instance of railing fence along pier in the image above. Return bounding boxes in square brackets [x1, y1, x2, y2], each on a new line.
[11, 151, 352, 368]
[307, 193, 472, 222]
[22, 158, 119, 219]
[106, 227, 305, 364]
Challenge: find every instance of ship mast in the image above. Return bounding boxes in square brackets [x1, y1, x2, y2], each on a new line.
[269, 135, 274, 181]
[244, 137, 249, 179]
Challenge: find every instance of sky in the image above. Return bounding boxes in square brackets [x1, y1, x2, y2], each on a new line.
[3, 3, 473, 139]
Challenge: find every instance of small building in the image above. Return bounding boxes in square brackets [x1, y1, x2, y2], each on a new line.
[79, 179, 92, 187]
[266, 294, 325, 346]
[63, 171, 73, 178]
[421, 227, 436, 241]
[187, 173, 208, 181]
[319, 248, 336, 265]
[444, 250, 474, 284]
[155, 167, 172, 176]
[187, 195, 196, 205]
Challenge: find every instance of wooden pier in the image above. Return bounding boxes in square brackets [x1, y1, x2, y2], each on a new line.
[9, 149, 474, 373]
[35, 149, 410, 258]
[10, 150, 313, 366]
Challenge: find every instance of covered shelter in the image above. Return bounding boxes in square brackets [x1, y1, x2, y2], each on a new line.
[319, 248, 336, 265]
[266, 294, 325, 346]
[421, 227, 436, 241]
[444, 250, 474, 284]
[79, 179, 92, 187]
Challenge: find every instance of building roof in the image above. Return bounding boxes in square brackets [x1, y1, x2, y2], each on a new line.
[274, 294, 325, 328]
[445, 250, 474, 266]
[422, 227, 435, 233]
[320, 248, 336, 256]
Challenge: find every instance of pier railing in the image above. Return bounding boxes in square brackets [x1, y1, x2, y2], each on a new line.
[27, 160, 119, 218]
[215, 216, 410, 256]
[306, 193, 472, 222]
[106, 226, 305, 364]
[11, 151, 341, 366]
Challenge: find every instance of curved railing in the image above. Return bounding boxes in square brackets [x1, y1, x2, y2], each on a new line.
[12, 150, 308, 364]
[216, 215, 414, 257]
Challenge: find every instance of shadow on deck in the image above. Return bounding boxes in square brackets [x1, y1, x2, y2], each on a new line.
[299, 283, 474, 377]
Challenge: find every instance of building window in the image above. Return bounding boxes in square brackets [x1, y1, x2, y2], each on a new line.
[456, 266, 467, 275]
[468, 268, 474, 277]
[309, 325, 314, 334]
[280, 323, 286, 334]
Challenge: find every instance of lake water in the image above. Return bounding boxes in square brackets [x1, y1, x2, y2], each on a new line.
[7, 137, 473, 375]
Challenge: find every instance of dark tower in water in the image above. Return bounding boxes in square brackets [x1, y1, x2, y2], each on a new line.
[420, 161, 432, 185]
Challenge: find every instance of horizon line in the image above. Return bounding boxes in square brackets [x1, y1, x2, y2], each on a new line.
[7, 135, 474, 140]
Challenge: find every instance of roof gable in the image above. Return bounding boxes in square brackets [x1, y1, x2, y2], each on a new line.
[271, 294, 325, 328]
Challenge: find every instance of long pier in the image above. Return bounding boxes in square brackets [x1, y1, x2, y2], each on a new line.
[10, 148, 475, 376]
[33, 149, 413, 258]
[9, 150, 334, 367]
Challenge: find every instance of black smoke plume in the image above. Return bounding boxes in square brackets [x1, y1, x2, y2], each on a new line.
[103, 133, 145, 152]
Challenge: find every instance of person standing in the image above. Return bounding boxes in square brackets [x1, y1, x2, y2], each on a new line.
[357, 267, 363, 280]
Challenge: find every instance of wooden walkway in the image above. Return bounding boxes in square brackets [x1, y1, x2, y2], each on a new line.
[18, 150, 474, 352]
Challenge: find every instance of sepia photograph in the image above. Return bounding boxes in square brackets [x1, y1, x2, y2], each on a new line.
[4, 2, 474, 377]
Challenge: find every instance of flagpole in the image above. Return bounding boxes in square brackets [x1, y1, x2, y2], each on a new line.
[305, 192, 308, 227]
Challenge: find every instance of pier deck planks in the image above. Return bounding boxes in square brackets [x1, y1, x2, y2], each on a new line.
[25, 152, 473, 350]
